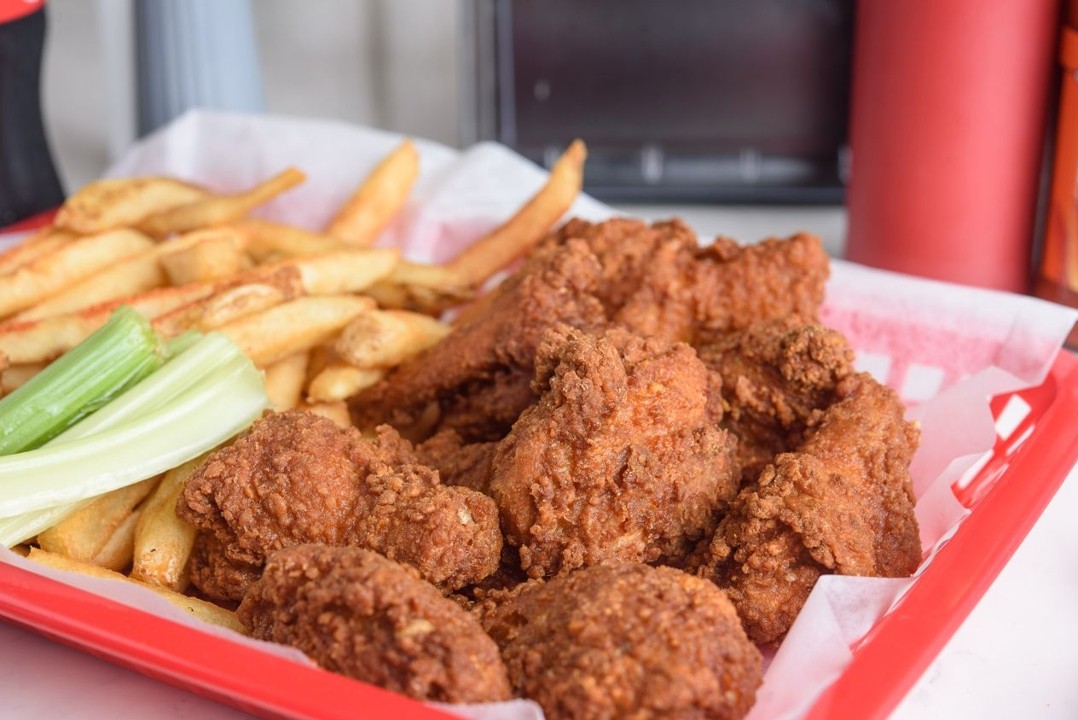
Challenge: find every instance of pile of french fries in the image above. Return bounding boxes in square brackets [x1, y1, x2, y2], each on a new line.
[0, 137, 587, 629]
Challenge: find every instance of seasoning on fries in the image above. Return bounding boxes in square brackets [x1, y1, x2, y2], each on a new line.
[139, 167, 306, 239]
[334, 309, 450, 369]
[53, 176, 208, 235]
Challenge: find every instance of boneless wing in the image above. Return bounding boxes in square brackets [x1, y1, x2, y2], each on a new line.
[477, 563, 763, 720]
[350, 219, 830, 443]
[697, 318, 856, 482]
[239, 544, 512, 704]
[178, 411, 502, 601]
[697, 372, 922, 644]
[491, 325, 739, 578]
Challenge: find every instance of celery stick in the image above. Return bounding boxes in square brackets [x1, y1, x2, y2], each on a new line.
[0, 306, 164, 454]
[0, 354, 266, 519]
[0, 504, 77, 548]
[0, 333, 253, 545]
[54, 332, 235, 441]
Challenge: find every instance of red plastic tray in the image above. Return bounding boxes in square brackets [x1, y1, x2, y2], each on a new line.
[2, 208, 1077, 717]
[0, 352, 1072, 719]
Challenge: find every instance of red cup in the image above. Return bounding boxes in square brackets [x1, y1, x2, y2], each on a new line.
[845, 0, 1058, 293]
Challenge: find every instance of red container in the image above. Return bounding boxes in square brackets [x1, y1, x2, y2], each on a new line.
[846, 0, 1058, 293]
[2, 199, 1078, 715]
[0, 352, 1072, 720]
[1, 211, 1076, 719]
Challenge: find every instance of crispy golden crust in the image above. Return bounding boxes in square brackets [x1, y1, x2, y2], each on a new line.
[478, 563, 762, 720]
[415, 429, 498, 496]
[697, 319, 855, 481]
[491, 326, 739, 578]
[350, 219, 830, 444]
[178, 411, 502, 601]
[239, 544, 512, 704]
[351, 238, 608, 441]
[691, 232, 830, 336]
[698, 373, 922, 644]
[187, 533, 261, 604]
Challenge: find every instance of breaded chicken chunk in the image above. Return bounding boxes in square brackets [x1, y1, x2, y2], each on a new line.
[352, 237, 608, 442]
[491, 326, 739, 578]
[350, 219, 829, 443]
[179, 411, 502, 601]
[697, 373, 922, 644]
[238, 544, 512, 703]
[697, 318, 856, 481]
[415, 429, 498, 496]
[478, 563, 762, 720]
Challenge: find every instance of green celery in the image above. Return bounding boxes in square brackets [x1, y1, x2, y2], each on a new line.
[0, 332, 267, 545]
[0, 306, 164, 454]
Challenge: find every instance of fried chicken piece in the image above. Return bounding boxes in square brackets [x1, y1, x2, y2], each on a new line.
[187, 534, 261, 605]
[697, 318, 855, 481]
[691, 232, 830, 337]
[415, 429, 498, 496]
[697, 373, 922, 645]
[491, 326, 739, 578]
[350, 218, 830, 443]
[178, 411, 502, 602]
[554, 217, 830, 341]
[478, 563, 762, 720]
[239, 544, 512, 704]
[351, 238, 608, 441]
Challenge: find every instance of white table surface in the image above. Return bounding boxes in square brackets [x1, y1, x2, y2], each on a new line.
[2, 206, 1075, 718]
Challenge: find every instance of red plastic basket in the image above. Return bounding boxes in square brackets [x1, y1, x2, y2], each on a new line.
[1, 208, 1076, 718]
[0, 352, 1070, 719]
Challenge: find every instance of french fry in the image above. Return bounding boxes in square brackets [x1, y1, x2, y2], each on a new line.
[36, 476, 161, 571]
[334, 309, 450, 369]
[0, 350, 7, 374]
[0, 363, 44, 394]
[0, 229, 156, 319]
[53, 176, 208, 234]
[12, 247, 167, 322]
[139, 167, 306, 238]
[27, 547, 245, 633]
[306, 363, 385, 403]
[216, 295, 375, 367]
[6, 227, 253, 324]
[131, 456, 203, 591]
[0, 282, 216, 364]
[89, 511, 141, 571]
[256, 248, 400, 296]
[298, 400, 353, 429]
[0, 315, 107, 364]
[229, 219, 351, 261]
[151, 268, 304, 338]
[159, 229, 248, 285]
[364, 260, 473, 314]
[325, 139, 419, 247]
[0, 228, 75, 277]
[264, 351, 309, 410]
[446, 139, 586, 286]
[306, 341, 338, 384]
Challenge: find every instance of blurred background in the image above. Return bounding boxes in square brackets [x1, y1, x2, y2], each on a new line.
[6, 0, 1071, 300]
[35, 0, 851, 252]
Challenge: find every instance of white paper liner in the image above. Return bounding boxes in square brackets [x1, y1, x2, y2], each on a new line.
[2, 110, 1076, 720]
